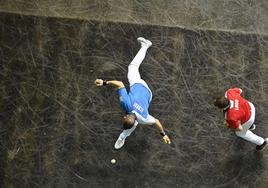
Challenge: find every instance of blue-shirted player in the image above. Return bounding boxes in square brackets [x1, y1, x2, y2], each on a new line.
[95, 37, 171, 149]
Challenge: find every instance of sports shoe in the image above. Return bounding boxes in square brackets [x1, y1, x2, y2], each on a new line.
[137, 37, 152, 48]
[256, 138, 268, 151]
[114, 136, 125, 149]
[249, 124, 256, 131]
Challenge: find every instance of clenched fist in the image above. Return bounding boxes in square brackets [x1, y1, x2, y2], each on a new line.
[95, 79, 104, 86]
[163, 135, 171, 144]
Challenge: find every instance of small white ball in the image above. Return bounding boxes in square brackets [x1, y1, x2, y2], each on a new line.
[111, 159, 116, 164]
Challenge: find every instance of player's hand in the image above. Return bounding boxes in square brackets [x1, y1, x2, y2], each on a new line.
[163, 135, 171, 144]
[95, 79, 104, 86]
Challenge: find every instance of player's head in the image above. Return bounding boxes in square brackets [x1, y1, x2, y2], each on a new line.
[214, 96, 230, 110]
[123, 113, 136, 129]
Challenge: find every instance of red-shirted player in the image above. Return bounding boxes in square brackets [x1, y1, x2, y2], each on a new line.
[214, 87, 268, 150]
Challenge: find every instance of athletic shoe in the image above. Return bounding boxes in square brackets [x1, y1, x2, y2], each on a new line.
[137, 37, 152, 48]
[114, 136, 125, 149]
[249, 124, 256, 131]
[256, 138, 268, 151]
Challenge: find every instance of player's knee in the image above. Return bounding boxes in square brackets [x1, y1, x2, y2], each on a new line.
[123, 113, 136, 129]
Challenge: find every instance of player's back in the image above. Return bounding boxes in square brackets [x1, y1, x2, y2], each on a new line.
[129, 83, 151, 117]
[226, 88, 251, 124]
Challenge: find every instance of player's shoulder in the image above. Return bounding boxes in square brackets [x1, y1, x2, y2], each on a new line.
[227, 87, 242, 94]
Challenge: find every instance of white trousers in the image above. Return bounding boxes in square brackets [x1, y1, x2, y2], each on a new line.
[235, 102, 265, 145]
[119, 45, 151, 139]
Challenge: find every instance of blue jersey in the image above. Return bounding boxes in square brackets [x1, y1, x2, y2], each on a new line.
[118, 83, 152, 119]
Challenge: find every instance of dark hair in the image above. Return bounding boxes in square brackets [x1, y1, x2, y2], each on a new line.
[123, 113, 136, 129]
[214, 96, 230, 109]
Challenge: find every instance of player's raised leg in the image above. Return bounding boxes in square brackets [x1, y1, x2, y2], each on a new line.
[127, 37, 152, 86]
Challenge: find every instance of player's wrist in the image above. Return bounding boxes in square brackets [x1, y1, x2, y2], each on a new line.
[160, 132, 166, 137]
[103, 80, 108, 86]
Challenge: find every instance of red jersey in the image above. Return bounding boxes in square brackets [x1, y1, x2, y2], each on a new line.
[225, 88, 251, 129]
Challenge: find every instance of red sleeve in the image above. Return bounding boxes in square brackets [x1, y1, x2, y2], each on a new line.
[226, 111, 240, 129]
[226, 119, 239, 129]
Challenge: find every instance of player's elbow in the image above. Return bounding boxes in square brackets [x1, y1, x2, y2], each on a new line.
[235, 125, 243, 131]
[154, 118, 160, 124]
[118, 81, 124, 86]
[117, 81, 125, 89]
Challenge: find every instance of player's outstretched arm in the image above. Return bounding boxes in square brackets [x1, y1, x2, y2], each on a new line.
[154, 118, 171, 144]
[95, 79, 125, 89]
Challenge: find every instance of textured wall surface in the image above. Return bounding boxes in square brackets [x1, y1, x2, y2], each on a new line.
[1, 12, 268, 187]
[1, 0, 268, 33]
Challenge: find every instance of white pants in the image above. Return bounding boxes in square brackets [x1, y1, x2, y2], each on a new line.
[127, 46, 153, 101]
[235, 102, 265, 145]
[119, 45, 151, 139]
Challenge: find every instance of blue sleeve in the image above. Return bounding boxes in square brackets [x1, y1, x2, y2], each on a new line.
[118, 88, 132, 112]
